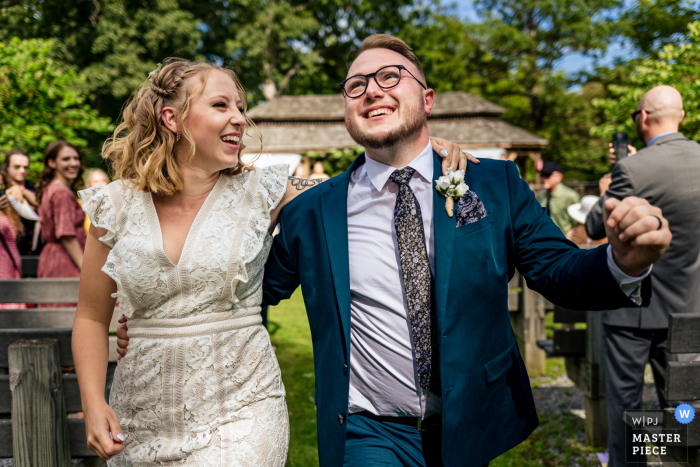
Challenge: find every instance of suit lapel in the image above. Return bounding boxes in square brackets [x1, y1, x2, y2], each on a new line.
[432, 152, 456, 326]
[320, 155, 365, 359]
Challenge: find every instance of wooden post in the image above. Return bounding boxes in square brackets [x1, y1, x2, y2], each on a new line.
[584, 311, 608, 447]
[9, 339, 71, 466]
[512, 275, 547, 376]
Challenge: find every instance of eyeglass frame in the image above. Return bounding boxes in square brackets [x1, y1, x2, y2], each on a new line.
[339, 64, 427, 98]
[630, 109, 652, 123]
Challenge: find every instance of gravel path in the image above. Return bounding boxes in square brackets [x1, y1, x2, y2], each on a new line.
[530, 364, 662, 466]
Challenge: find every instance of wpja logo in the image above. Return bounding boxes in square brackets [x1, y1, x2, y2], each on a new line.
[624, 408, 693, 463]
[675, 404, 696, 424]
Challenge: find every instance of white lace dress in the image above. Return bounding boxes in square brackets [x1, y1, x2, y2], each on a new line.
[79, 165, 290, 466]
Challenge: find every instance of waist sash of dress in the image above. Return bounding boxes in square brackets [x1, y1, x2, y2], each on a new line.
[126, 306, 262, 338]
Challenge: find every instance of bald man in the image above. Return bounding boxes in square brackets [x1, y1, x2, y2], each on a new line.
[586, 85, 700, 466]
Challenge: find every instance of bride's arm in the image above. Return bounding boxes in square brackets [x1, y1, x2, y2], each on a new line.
[73, 226, 125, 460]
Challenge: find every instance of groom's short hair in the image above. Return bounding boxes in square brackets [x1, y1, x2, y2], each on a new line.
[352, 34, 426, 84]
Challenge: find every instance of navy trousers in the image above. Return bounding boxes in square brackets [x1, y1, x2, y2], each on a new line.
[343, 413, 489, 467]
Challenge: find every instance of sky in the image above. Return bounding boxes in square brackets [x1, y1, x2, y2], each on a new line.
[450, 0, 637, 74]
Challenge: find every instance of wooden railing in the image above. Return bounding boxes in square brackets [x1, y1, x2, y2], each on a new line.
[0, 278, 118, 465]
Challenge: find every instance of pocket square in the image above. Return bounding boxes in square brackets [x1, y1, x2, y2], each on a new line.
[456, 191, 487, 228]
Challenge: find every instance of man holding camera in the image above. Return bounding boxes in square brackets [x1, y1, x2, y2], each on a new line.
[586, 85, 700, 466]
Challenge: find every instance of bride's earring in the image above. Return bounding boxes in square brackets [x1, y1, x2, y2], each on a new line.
[176, 132, 181, 142]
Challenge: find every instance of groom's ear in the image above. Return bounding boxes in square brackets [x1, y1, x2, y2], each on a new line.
[424, 89, 435, 116]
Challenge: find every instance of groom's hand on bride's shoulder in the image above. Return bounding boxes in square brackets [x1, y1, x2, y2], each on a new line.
[116, 314, 129, 359]
[430, 137, 479, 175]
[604, 196, 672, 277]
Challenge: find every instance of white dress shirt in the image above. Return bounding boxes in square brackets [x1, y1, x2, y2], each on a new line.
[346, 141, 649, 420]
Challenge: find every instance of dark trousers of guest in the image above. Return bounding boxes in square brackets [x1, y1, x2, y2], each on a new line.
[603, 325, 672, 467]
[343, 413, 489, 467]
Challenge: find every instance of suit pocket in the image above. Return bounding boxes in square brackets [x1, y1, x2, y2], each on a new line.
[455, 216, 494, 238]
[484, 338, 517, 384]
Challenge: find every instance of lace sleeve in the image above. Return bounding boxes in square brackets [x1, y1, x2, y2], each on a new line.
[78, 184, 118, 248]
[259, 164, 289, 212]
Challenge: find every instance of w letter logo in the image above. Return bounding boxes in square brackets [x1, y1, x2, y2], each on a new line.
[675, 404, 696, 424]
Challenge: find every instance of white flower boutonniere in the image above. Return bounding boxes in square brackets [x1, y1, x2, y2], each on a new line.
[435, 168, 468, 217]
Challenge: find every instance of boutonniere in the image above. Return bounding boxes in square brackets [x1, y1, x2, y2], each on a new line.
[435, 168, 468, 217]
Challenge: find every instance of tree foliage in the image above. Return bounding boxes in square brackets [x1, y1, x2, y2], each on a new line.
[472, 0, 621, 131]
[617, 0, 700, 57]
[0, 37, 113, 178]
[0, 0, 202, 120]
[592, 21, 700, 144]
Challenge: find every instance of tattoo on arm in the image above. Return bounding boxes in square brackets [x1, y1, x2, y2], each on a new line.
[288, 177, 325, 191]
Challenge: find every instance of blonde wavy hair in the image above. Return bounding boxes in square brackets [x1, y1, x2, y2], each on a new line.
[103, 59, 260, 195]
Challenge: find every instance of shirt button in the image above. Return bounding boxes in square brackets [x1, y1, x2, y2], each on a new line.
[343, 364, 348, 374]
[338, 414, 345, 425]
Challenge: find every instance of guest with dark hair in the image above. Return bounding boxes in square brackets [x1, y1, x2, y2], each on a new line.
[0, 149, 41, 255]
[0, 170, 26, 309]
[36, 141, 86, 282]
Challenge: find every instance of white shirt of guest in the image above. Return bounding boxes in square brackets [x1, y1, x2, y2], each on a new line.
[345, 141, 648, 420]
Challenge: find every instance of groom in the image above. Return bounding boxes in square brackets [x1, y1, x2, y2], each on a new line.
[118, 35, 671, 466]
[262, 35, 670, 467]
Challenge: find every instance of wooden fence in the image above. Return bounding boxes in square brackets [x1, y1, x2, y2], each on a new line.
[0, 278, 119, 465]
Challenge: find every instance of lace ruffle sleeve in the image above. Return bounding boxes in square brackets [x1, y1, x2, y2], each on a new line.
[259, 164, 289, 212]
[78, 183, 118, 248]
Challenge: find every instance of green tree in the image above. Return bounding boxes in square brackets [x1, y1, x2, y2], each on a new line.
[0, 37, 112, 178]
[399, 12, 512, 98]
[618, 0, 700, 57]
[1, 0, 202, 121]
[472, 0, 621, 132]
[592, 21, 700, 145]
[195, 0, 428, 102]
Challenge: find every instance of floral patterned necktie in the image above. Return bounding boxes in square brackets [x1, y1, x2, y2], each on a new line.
[389, 167, 440, 393]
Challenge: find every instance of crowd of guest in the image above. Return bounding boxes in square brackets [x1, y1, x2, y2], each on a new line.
[0, 141, 111, 286]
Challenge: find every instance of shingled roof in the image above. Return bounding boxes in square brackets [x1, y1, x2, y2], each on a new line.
[243, 92, 546, 153]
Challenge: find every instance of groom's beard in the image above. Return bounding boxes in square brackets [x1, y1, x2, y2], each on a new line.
[345, 96, 426, 150]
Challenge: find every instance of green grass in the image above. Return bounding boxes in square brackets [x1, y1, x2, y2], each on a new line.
[269, 294, 601, 467]
[268, 290, 319, 466]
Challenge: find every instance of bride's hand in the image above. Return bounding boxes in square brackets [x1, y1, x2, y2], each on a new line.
[430, 137, 479, 175]
[84, 402, 126, 459]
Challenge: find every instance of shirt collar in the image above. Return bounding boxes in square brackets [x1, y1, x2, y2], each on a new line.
[647, 132, 676, 146]
[363, 141, 434, 191]
[549, 183, 564, 197]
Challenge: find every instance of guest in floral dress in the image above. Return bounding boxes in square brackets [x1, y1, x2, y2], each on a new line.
[36, 141, 86, 281]
[0, 170, 25, 309]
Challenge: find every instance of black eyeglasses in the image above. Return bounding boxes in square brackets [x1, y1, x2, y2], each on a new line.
[630, 109, 652, 122]
[340, 65, 427, 98]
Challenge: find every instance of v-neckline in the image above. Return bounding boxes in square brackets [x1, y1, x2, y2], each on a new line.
[144, 175, 226, 268]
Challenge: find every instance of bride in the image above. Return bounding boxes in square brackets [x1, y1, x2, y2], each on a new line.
[72, 59, 470, 465]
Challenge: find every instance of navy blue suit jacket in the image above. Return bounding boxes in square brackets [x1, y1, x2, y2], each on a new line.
[262, 153, 650, 466]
